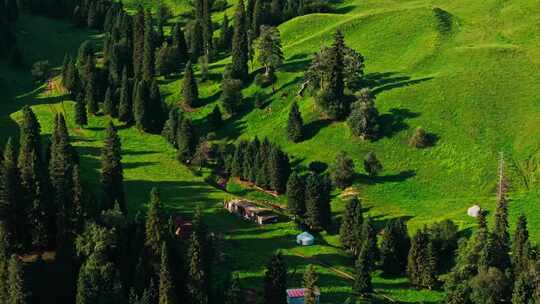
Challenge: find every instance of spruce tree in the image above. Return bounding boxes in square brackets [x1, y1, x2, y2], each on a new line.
[339, 197, 363, 252]
[257, 26, 284, 78]
[85, 75, 99, 116]
[287, 101, 303, 142]
[511, 271, 534, 304]
[303, 265, 318, 304]
[251, 0, 265, 37]
[348, 89, 379, 140]
[353, 243, 372, 297]
[330, 151, 355, 189]
[361, 217, 378, 267]
[188, 231, 209, 304]
[145, 188, 165, 259]
[49, 114, 73, 250]
[201, 0, 213, 58]
[75, 93, 88, 127]
[270, 0, 283, 25]
[231, 0, 249, 82]
[512, 214, 530, 274]
[132, 7, 145, 79]
[407, 229, 437, 289]
[380, 218, 410, 275]
[71, 165, 84, 236]
[363, 152, 382, 177]
[142, 10, 155, 81]
[263, 253, 287, 304]
[304, 173, 331, 231]
[286, 172, 305, 217]
[316, 30, 346, 119]
[159, 242, 177, 304]
[101, 122, 126, 214]
[268, 147, 290, 194]
[7, 255, 27, 304]
[219, 14, 232, 51]
[0, 139, 22, 250]
[0, 224, 9, 302]
[162, 107, 181, 147]
[182, 62, 199, 108]
[177, 118, 197, 163]
[149, 79, 166, 133]
[189, 20, 204, 61]
[134, 80, 150, 131]
[103, 86, 117, 117]
[118, 68, 133, 124]
[171, 23, 188, 67]
[220, 78, 243, 116]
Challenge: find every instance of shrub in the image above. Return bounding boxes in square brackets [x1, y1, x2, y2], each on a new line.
[409, 127, 430, 148]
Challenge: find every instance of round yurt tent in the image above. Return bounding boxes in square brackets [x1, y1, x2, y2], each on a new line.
[296, 232, 314, 246]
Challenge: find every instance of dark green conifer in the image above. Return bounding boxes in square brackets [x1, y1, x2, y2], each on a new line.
[132, 7, 145, 78]
[145, 188, 165, 259]
[7, 255, 27, 304]
[231, 0, 249, 81]
[177, 118, 197, 163]
[512, 214, 531, 274]
[219, 14, 232, 51]
[188, 230, 209, 304]
[407, 229, 437, 289]
[142, 10, 155, 81]
[380, 219, 410, 275]
[118, 68, 133, 124]
[101, 122, 126, 214]
[103, 86, 117, 117]
[263, 253, 287, 304]
[303, 265, 318, 304]
[316, 30, 346, 119]
[353, 243, 373, 297]
[348, 89, 379, 140]
[171, 23, 188, 67]
[330, 151, 355, 189]
[134, 80, 150, 131]
[286, 172, 305, 217]
[363, 152, 382, 177]
[304, 173, 331, 230]
[224, 274, 242, 304]
[287, 101, 303, 142]
[162, 107, 181, 147]
[159, 242, 177, 304]
[268, 147, 290, 194]
[182, 62, 199, 108]
[0, 139, 22, 249]
[75, 93, 88, 127]
[339, 197, 363, 252]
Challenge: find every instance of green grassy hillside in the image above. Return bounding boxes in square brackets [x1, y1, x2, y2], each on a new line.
[2, 0, 540, 302]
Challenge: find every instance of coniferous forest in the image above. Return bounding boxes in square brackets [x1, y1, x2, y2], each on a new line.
[2, 0, 540, 303]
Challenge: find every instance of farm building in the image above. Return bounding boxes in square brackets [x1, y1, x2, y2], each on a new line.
[296, 232, 315, 246]
[286, 288, 320, 304]
[225, 199, 279, 225]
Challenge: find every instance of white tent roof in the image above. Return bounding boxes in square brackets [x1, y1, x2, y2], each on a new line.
[297, 232, 314, 240]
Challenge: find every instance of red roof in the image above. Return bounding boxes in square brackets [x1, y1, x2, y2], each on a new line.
[287, 289, 305, 298]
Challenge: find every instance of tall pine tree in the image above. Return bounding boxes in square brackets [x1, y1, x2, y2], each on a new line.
[231, 0, 249, 82]
[101, 122, 126, 214]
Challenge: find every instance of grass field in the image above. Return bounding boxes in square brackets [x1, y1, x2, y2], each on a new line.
[3, 0, 540, 302]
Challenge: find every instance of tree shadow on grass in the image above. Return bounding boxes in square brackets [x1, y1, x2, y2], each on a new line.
[303, 119, 332, 141]
[362, 72, 434, 95]
[377, 108, 420, 140]
[357, 170, 416, 185]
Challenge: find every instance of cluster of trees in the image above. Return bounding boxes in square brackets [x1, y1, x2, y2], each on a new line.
[286, 171, 332, 231]
[0, 107, 127, 256]
[62, 5, 168, 133]
[339, 195, 460, 298]
[443, 177, 540, 303]
[225, 137, 291, 194]
[0, 0, 20, 63]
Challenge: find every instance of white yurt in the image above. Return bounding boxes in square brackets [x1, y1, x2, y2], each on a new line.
[296, 232, 315, 246]
[467, 205, 481, 218]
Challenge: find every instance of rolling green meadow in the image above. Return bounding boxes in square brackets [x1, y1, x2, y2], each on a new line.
[3, 0, 540, 302]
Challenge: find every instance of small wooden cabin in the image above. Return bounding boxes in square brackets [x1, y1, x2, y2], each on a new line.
[225, 199, 279, 225]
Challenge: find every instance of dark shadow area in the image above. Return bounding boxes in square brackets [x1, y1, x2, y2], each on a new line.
[123, 161, 159, 169]
[308, 161, 328, 174]
[378, 108, 420, 139]
[361, 72, 433, 96]
[357, 170, 416, 185]
[333, 5, 357, 14]
[198, 90, 222, 108]
[303, 119, 332, 141]
[281, 58, 312, 73]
